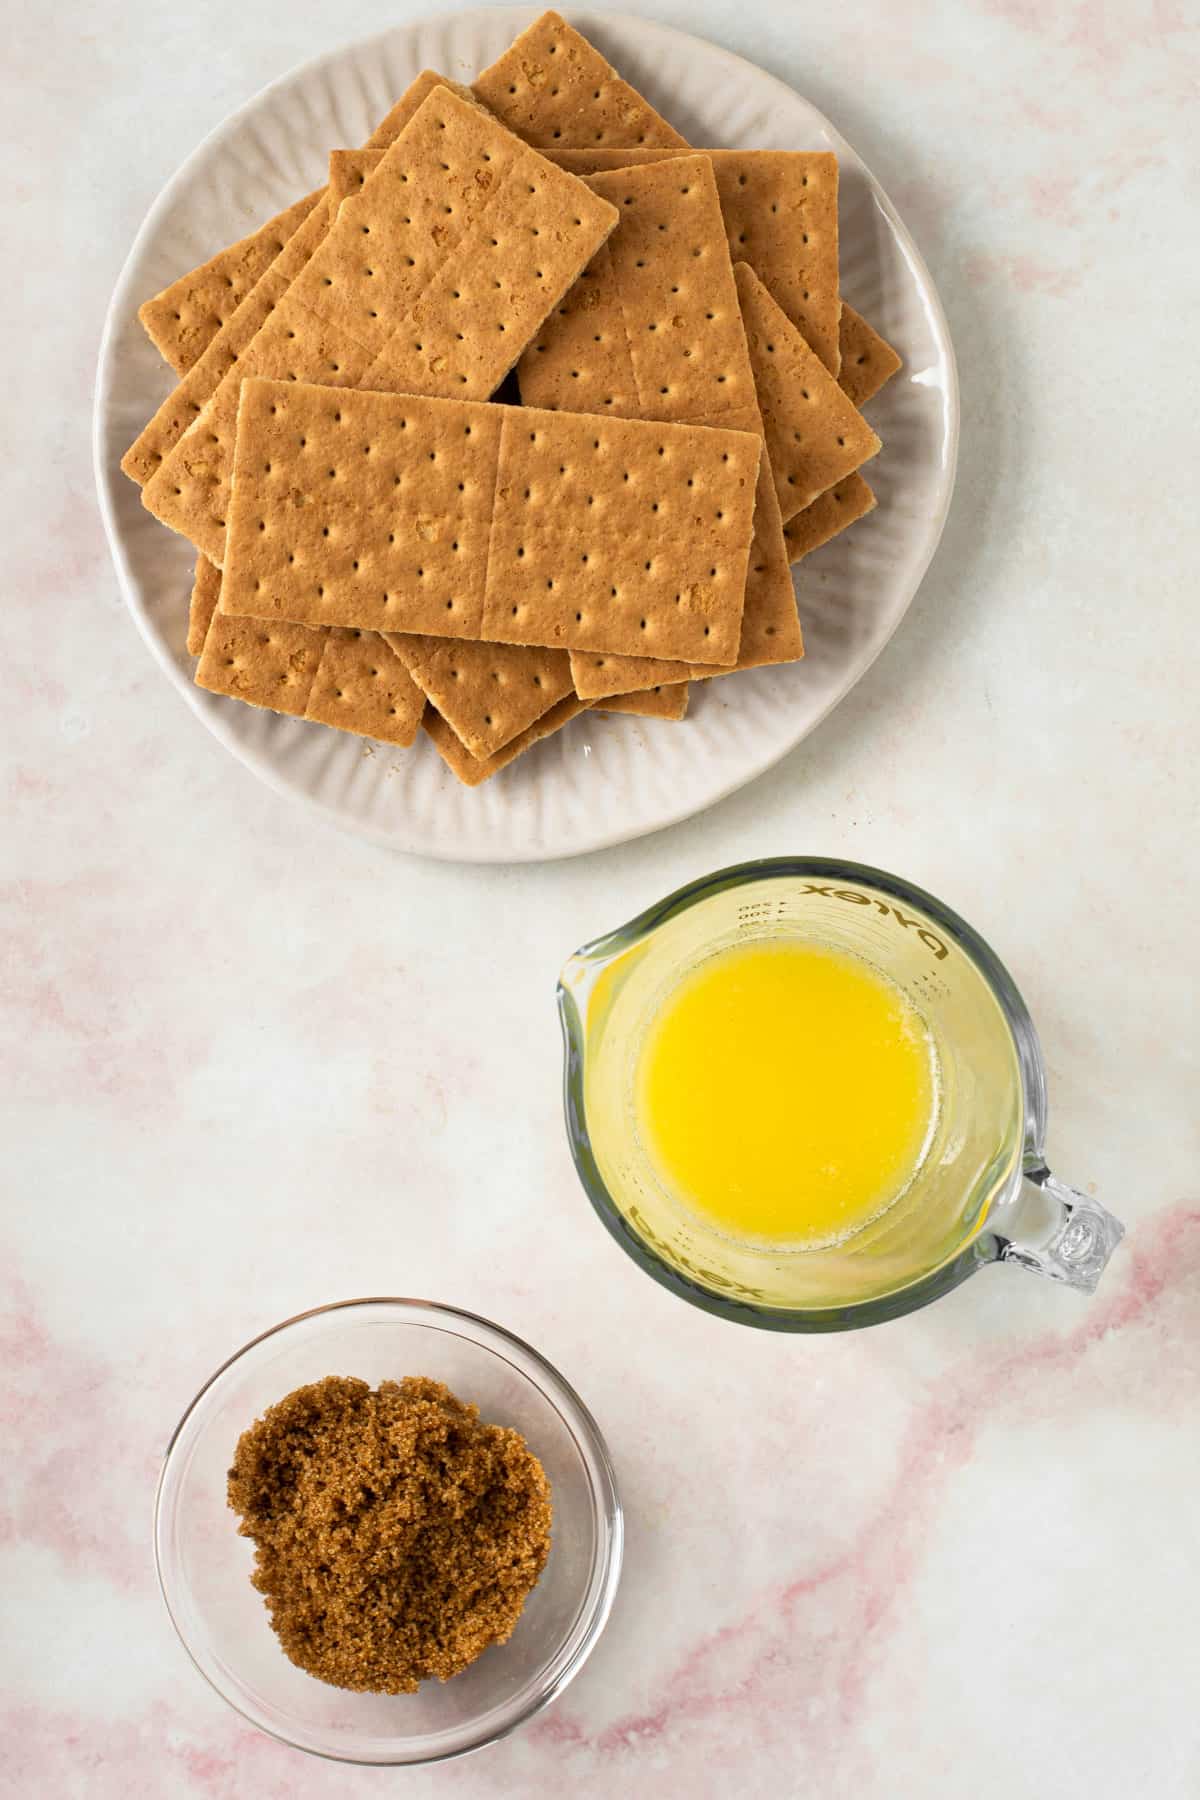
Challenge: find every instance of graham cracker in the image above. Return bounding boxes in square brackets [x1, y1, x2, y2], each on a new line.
[140, 193, 323, 377]
[548, 148, 840, 374]
[383, 634, 573, 758]
[187, 554, 222, 654]
[190, 554, 428, 745]
[329, 151, 755, 709]
[196, 609, 424, 747]
[305, 628, 426, 743]
[123, 231, 319, 489]
[142, 12, 690, 383]
[721, 443, 801, 667]
[123, 74, 475, 488]
[838, 303, 902, 408]
[350, 138, 845, 382]
[518, 155, 759, 425]
[784, 472, 876, 563]
[197, 609, 322, 711]
[219, 379, 759, 663]
[172, 84, 618, 741]
[568, 436, 797, 697]
[139, 87, 620, 566]
[510, 155, 800, 696]
[697, 153, 840, 376]
[328, 150, 378, 213]
[472, 11, 687, 151]
[188, 471, 690, 756]
[734, 264, 879, 523]
[192, 563, 424, 745]
[333, 157, 833, 682]
[424, 693, 589, 785]
[323, 147, 636, 748]
[134, 71, 460, 378]
[597, 684, 689, 719]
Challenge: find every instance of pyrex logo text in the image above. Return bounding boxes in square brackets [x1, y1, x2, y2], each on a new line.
[796, 885, 949, 960]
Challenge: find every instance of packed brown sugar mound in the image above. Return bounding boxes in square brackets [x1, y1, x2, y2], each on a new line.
[227, 1375, 553, 1693]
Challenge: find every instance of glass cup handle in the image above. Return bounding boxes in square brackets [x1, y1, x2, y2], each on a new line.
[994, 1168, 1125, 1294]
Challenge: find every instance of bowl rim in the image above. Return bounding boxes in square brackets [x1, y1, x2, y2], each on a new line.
[154, 1295, 624, 1766]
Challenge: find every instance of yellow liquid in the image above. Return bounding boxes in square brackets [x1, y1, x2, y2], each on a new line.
[635, 940, 936, 1247]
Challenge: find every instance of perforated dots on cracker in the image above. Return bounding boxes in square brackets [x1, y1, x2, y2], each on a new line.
[735, 263, 879, 524]
[219, 380, 502, 637]
[219, 380, 760, 665]
[569, 426, 802, 698]
[479, 405, 757, 663]
[124, 73, 468, 487]
[549, 147, 841, 374]
[473, 11, 687, 151]
[837, 304, 902, 409]
[784, 473, 876, 565]
[139, 86, 620, 567]
[139, 194, 324, 378]
[424, 693, 590, 785]
[306, 629, 426, 744]
[122, 223, 327, 490]
[357, 172, 615, 404]
[385, 635, 574, 758]
[518, 155, 801, 696]
[519, 154, 758, 427]
[196, 610, 326, 715]
[357, 139, 845, 374]
[193, 562, 422, 746]
[134, 70, 465, 380]
[597, 684, 689, 719]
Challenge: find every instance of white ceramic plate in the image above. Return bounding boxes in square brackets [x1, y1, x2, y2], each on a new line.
[94, 7, 957, 863]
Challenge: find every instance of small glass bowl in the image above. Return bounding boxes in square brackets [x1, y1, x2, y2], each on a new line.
[154, 1298, 622, 1766]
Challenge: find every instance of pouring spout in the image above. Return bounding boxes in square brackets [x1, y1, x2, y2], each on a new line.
[558, 951, 596, 997]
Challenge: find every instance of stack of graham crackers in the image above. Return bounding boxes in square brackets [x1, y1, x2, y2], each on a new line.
[123, 13, 900, 785]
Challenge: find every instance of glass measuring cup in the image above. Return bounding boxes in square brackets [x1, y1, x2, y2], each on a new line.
[558, 859, 1123, 1332]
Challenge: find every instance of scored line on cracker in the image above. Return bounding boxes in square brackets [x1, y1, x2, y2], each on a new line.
[517, 153, 803, 696]
[195, 587, 425, 748]
[597, 684, 689, 719]
[547, 147, 841, 374]
[138, 86, 621, 568]
[219, 379, 761, 664]
[124, 73, 467, 485]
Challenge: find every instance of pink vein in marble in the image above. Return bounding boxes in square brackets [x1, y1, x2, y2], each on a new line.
[2, 1204, 1197, 1797]
[528, 1202, 1200, 1783]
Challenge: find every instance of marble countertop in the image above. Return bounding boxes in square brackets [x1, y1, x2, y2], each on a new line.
[4, 1, 1197, 1794]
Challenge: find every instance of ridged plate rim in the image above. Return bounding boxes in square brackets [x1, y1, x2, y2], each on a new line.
[94, 6, 958, 863]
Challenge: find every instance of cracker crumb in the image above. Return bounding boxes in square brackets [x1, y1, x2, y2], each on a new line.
[228, 1376, 552, 1693]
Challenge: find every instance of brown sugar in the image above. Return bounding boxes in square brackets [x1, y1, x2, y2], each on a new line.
[227, 1375, 553, 1694]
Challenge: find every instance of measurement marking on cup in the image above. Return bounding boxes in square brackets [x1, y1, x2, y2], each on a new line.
[788, 885, 950, 960]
